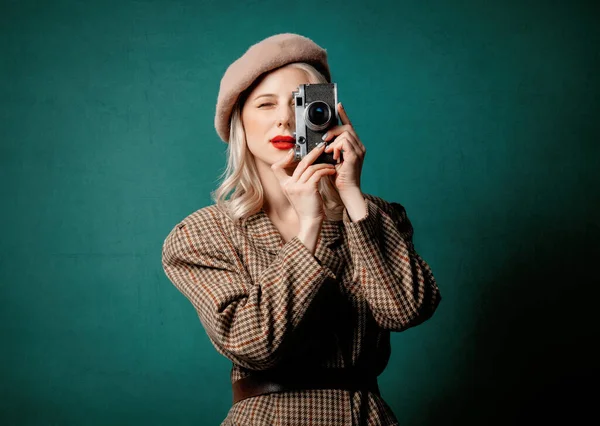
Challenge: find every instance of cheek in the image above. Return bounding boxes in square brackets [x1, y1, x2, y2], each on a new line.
[244, 114, 269, 138]
[242, 116, 267, 153]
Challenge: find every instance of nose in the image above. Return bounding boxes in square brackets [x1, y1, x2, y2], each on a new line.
[277, 103, 295, 128]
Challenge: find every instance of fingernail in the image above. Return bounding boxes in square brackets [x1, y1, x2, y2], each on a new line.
[316, 141, 325, 148]
[321, 133, 328, 141]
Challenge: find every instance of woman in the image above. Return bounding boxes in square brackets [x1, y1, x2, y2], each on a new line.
[162, 33, 442, 425]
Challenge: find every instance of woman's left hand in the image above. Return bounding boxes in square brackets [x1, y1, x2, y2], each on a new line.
[323, 102, 366, 195]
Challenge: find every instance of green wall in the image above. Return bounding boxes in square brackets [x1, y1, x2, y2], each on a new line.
[2, 0, 598, 424]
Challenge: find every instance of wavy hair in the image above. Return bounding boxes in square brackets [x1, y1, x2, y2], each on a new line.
[211, 62, 344, 225]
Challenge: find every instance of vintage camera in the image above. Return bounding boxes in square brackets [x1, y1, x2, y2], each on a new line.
[292, 83, 340, 165]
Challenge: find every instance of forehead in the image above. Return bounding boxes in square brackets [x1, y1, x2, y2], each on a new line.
[250, 67, 313, 97]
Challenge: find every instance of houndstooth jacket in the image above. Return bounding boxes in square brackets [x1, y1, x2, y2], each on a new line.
[161, 193, 442, 425]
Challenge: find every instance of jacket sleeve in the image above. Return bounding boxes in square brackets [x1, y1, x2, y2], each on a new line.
[161, 219, 335, 371]
[342, 194, 442, 331]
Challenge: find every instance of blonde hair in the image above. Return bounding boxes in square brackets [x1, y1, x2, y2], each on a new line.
[211, 62, 344, 225]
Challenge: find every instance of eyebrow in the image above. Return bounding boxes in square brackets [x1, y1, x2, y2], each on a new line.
[252, 93, 295, 102]
[253, 93, 277, 101]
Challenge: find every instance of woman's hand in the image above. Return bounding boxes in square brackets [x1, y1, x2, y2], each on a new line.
[322, 103, 366, 195]
[271, 142, 336, 225]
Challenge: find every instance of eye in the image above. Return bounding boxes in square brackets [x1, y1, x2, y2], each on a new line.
[257, 102, 295, 109]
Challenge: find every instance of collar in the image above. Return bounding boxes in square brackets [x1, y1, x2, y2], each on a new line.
[243, 209, 344, 279]
[244, 209, 342, 254]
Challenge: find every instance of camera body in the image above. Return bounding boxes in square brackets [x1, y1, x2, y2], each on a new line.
[292, 83, 339, 165]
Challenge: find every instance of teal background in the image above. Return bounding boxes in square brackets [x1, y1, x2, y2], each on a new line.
[2, 0, 598, 424]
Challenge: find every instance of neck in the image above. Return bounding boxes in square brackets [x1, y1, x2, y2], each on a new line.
[255, 158, 296, 221]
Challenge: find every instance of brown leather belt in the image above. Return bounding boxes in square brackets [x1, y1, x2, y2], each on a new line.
[232, 368, 380, 405]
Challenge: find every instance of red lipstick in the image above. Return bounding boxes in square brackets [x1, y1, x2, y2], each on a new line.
[270, 135, 296, 150]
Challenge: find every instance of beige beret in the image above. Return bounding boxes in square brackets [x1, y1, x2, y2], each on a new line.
[214, 33, 332, 143]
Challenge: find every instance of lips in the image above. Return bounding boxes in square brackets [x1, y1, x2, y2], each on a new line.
[271, 135, 295, 143]
[271, 141, 295, 150]
[270, 135, 296, 150]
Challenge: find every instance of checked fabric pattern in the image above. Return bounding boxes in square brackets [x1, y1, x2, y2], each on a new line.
[161, 193, 441, 425]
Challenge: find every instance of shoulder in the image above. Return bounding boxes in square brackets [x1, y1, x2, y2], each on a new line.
[163, 204, 236, 253]
[362, 192, 387, 209]
[177, 204, 230, 232]
[362, 193, 406, 215]
[362, 192, 412, 228]
[162, 205, 240, 273]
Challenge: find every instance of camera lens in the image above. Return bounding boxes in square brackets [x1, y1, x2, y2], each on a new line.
[307, 101, 331, 126]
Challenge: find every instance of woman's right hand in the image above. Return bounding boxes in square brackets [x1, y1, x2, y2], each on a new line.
[270, 141, 336, 226]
